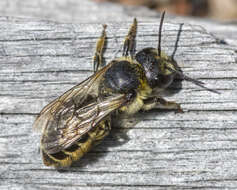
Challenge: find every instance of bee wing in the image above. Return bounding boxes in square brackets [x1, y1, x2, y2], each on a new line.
[33, 63, 113, 133]
[40, 94, 127, 154]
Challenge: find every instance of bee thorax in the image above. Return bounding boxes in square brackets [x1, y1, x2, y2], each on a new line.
[102, 60, 139, 94]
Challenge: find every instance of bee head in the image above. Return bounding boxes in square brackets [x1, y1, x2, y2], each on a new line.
[135, 47, 176, 89]
[135, 11, 177, 89]
[135, 11, 213, 93]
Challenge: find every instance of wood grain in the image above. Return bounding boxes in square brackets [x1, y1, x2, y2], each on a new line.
[0, 1, 237, 190]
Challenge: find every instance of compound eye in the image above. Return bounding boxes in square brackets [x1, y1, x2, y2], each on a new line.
[144, 62, 159, 87]
[139, 58, 160, 88]
[135, 48, 161, 88]
[135, 51, 147, 64]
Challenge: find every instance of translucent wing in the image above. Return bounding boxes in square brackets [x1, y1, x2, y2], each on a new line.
[33, 62, 113, 133]
[32, 61, 126, 154]
[40, 94, 127, 154]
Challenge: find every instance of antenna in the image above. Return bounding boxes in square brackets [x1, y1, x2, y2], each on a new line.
[166, 66, 220, 94]
[158, 11, 166, 57]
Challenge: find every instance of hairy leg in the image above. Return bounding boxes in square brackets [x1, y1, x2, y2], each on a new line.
[122, 18, 137, 58]
[142, 96, 183, 113]
[93, 24, 107, 73]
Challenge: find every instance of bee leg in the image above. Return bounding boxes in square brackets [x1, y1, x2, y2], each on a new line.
[75, 120, 111, 157]
[142, 96, 184, 113]
[122, 18, 137, 58]
[92, 119, 111, 145]
[93, 24, 107, 73]
[41, 149, 73, 168]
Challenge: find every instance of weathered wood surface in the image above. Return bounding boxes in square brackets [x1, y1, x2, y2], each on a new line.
[0, 0, 135, 23]
[1, 0, 237, 43]
[0, 1, 237, 190]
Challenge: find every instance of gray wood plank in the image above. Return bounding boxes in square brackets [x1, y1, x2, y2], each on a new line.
[0, 3, 237, 190]
[1, 0, 237, 46]
[0, 0, 135, 23]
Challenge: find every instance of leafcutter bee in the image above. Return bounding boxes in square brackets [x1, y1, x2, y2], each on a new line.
[34, 12, 209, 167]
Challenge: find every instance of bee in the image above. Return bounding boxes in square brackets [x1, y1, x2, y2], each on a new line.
[34, 11, 206, 167]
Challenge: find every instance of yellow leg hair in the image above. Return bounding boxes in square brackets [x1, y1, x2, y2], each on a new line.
[41, 119, 111, 167]
[93, 24, 107, 72]
[123, 18, 137, 57]
[142, 96, 183, 113]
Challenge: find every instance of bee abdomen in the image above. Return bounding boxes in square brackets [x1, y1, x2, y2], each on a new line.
[42, 133, 93, 167]
[42, 120, 111, 167]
